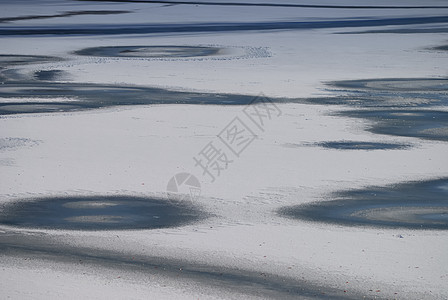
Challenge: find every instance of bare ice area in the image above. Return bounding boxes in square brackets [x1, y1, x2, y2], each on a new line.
[280, 178, 448, 230]
[1, 0, 448, 299]
[0, 196, 205, 230]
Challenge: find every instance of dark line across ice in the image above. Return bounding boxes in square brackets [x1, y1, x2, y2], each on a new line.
[76, 0, 448, 10]
[2, 16, 448, 36]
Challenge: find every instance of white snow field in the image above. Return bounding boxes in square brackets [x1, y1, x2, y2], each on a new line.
[1, 0, 448, 299]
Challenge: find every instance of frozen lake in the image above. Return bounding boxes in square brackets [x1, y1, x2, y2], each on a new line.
[1, 0, 447, 299]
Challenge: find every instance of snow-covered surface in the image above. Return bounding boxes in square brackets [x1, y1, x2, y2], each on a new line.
[1, 0, 448, 299]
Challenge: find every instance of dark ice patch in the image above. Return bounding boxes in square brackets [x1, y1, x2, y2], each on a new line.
[0, 55, 62, 68]
[33, 70, 70, 81]
[317, 141, 411, 150]
[279, 178, 448, 229]
[74, 45, 222, 58]
[0, 82, 265, 115]
[337, 109, 448, 142]
[0, 196, 205, 230]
